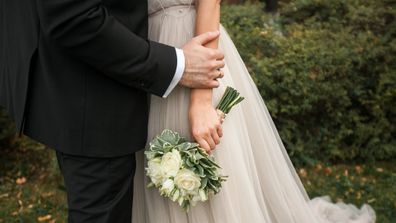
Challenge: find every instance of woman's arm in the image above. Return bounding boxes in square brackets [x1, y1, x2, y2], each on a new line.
[189, 0, 223, 153]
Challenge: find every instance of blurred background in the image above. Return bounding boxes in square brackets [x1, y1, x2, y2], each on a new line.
[1, 0, 395, 222]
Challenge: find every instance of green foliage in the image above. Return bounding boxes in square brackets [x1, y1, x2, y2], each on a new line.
[145, 130, 227, 211]
[0, 0, 394, 163]
[221, 0, 396, 163]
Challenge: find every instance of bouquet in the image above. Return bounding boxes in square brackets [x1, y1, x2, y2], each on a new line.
[145, 87, 244, 211]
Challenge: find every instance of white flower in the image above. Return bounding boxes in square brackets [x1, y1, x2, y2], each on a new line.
[161, 149, 182, 177]
[145, 151, 156, 160]
[199, 189, 208, 201]
[147, 157, 164, 186]
[190, 189, 207, 206]
[174, 169, 201, 193]
[178, 196, 185, 206]
[171, 189, 180, 202]
[192, 193, 201, 203]
[160, 178, 175, 196]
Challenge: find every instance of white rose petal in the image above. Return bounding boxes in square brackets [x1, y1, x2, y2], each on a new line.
[199, 189, 208, 201]
[174, 169, 201, 193]
[160, 179, 175, 196]
[147, 157, 164, 186]
[161, 149, 182, 177]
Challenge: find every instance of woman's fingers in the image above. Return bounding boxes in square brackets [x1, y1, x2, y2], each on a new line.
[211, 127, 221, 145]
[190, 106, 225, 153]
[217, 124, 223, 138]
[195, 128, 220, 153]
[196, 137, 211, 153]
[204, 133, 216, 150]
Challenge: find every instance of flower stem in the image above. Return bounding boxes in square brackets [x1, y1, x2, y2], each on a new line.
[215, 86, 244, 115]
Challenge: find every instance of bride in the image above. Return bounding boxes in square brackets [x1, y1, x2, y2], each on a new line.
[133, 0, 376, 222]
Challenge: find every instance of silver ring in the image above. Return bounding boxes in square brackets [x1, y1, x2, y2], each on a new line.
[218, 70, 223, 79]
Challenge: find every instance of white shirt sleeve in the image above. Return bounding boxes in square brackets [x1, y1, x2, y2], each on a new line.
[162, 48, 185, 98]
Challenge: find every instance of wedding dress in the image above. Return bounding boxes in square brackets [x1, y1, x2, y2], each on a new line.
[132, 0, 376, 222]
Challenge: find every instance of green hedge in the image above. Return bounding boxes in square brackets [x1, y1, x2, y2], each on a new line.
[221, 0, 396, 164]
[0, 0, 395, 164]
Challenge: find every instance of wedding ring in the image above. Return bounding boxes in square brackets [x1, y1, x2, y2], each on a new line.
[217, 70, 224, 79]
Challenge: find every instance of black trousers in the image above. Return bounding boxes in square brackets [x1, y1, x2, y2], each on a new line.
[56, 151, 136, 223]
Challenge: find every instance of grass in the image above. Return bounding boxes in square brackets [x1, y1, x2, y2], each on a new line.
[0, 137, 67, 223]
[298, 161, 396, 223]
[0, 136, 395, 222]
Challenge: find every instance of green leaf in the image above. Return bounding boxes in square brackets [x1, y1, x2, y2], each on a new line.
[160, 129, 181, 146]
[196, 165, 206, 177]
[201, 178, 208, 189]
[185, 158, 195, 168]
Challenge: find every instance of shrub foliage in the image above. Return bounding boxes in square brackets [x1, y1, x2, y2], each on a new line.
[0, 0, 395, 163]
[221, 0, 396, 163]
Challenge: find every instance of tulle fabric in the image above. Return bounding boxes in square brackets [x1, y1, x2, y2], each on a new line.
[132, 1, 376, 222]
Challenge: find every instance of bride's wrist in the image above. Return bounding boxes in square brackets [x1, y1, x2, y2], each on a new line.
[190, 96, 212, 106]
[190, 89, 213, 104]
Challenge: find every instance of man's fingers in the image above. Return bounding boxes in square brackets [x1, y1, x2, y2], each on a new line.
[216, 49, 225, 60]
[207, 69, 224, 80]
[219, 70, 224, 78]
[206, 80, 220, 88]
[210, 60, 225, 71]
[209, 49, 225, 60]
[213, 70, 224, 79]
[194, 31, 220, 45]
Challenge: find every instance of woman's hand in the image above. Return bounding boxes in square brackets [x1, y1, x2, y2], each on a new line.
[189, 101, 223, 153]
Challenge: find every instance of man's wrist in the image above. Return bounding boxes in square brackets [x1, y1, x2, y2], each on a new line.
[162, 48, 185, 98]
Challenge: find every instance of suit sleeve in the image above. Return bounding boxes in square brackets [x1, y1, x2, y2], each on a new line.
[35, 0, 177, 97]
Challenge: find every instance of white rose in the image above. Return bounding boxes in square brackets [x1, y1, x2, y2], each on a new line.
[160, 178, 175, 196]
[161, 149, 182, 177]
[174, 169, 201, 193]
[146, 157, 164, 186]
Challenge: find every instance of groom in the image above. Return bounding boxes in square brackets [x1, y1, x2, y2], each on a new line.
[0, 0, 225, 222]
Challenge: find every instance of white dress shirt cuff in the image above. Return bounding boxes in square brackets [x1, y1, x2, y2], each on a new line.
[162, 48, 185, 98]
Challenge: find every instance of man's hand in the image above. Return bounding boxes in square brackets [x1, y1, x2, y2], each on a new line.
[179, 31, 225, 89]
[189, 101, 223, 153]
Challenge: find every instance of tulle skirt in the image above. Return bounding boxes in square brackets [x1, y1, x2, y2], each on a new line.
[132, 5, 376, 223]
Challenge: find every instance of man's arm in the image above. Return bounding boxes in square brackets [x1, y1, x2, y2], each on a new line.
[36, 0, 176, 96]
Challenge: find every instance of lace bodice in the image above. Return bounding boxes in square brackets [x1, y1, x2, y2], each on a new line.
[148, 0, 195, 15]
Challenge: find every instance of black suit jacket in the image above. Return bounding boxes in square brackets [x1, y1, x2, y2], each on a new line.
[0, 0, 177, 157]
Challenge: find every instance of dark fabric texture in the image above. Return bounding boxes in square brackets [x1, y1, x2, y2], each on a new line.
[0, 0, 177, 157]
[56, 151, 136, 223]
